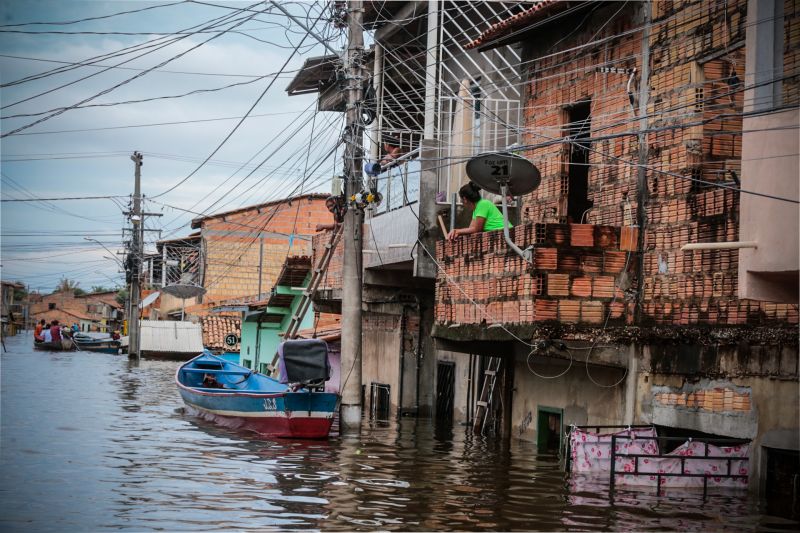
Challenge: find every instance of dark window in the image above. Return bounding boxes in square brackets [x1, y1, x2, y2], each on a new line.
[765, 447, 799, 520]
[370, 382, 390, 421]
[566, 100, 593, 223]
[537, 406, 563, 454]
[48, 303, 56, 310]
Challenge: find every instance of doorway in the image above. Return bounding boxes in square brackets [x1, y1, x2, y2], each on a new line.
[765, 447, 799, 520]
[369, 382, 390, 421]
[436, 361, 455, 423]
[537, 406, 563, 454]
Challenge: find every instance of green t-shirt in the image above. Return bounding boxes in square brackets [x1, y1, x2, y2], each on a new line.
[472, 198, 510, 231]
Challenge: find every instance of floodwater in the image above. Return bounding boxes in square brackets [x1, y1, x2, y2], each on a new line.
[1, 332, 796, 532]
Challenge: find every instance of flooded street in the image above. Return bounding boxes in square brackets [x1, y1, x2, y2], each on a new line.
[1, 332, 795, 532]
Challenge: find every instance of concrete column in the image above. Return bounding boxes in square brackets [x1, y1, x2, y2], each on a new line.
[624, 344, 638, 425]
[413, 139, 441, 279]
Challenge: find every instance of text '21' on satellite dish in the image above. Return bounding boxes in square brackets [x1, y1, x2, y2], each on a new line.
[465, 152, 541, 196]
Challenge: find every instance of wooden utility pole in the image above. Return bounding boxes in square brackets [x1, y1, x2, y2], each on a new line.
[128, 151, 143, 359]
[340, 0, 364, 432]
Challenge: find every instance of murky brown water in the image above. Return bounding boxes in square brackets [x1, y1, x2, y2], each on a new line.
[1, 332, 796, 531]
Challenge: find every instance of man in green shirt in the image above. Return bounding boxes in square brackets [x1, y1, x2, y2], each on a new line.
[447, 182, 511, 240]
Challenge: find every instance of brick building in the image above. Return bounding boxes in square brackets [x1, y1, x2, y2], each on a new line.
[299, 0, 798, 497]
[188, 194, 331, 313]
[429, 0, 798, 495]
[29, 290, 122, 333]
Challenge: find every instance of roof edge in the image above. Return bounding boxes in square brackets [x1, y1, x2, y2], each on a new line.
[190, 193, 329, 229]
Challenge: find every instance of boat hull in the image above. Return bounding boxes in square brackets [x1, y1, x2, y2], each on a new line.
[178, 387, 337, 439]
[33, 339, 73, 351]
[73, 339, 121, 354]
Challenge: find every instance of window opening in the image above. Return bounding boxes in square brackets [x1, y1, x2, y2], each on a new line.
[566, 100, 593, 223]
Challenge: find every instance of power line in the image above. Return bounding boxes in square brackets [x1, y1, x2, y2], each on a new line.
[1, 3, 267, 136]
[150, 7, 328, 199]
[1, 195, 127, 202]
[0, 1, 189, 28]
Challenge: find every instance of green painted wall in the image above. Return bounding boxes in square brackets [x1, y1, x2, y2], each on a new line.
[239, 278, 314, 374]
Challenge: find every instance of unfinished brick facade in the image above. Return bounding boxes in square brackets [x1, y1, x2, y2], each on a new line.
[434, 0, 799, 333]
[434, 223, 635, 327]
[195, 195, 331, 304]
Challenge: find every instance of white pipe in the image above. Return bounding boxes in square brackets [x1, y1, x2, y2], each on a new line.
[423, 0, 438, 139]
[680, 241, 757, 251]
[500, 184, 532, 263]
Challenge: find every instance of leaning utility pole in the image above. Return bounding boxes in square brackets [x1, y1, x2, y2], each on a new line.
[128, 151, 143, 360]
[340, 0, 364, 432]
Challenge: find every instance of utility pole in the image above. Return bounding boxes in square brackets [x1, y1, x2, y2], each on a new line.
[128, 151, 143, 360]
[340, 0, 364, 432]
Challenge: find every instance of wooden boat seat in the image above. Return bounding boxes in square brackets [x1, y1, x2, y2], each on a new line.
[181, 368, 252, 376]
[190, 387, 247, 392]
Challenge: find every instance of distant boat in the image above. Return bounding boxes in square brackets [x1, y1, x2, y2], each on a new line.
[176, 339, 338, 439]
[72, 333, 122, 354]
[33, 338, 74, 351]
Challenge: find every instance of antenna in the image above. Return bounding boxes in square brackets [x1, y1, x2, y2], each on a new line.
[465, 152, 541, 263]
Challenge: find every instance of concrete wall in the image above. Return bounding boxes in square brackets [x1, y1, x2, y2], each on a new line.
[362, 313, 403, 416]
[435, 350, 472, 424]
[634, 342, 799, 489]
[512, 355, 627, 444]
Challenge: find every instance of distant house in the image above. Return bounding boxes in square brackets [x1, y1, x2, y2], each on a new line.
[29, 290, 123, 333]
[142, 195, 333, 320]
[1, 280, 26, 336]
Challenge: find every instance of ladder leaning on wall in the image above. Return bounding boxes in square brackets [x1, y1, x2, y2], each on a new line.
[268, 225, 343, 376]
[473, 356, 502, 435]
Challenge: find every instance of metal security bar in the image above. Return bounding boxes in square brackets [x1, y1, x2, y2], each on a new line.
[610, 434, 750, 497]
[438, 95, 521, 202]
[373, 148, 421, 215]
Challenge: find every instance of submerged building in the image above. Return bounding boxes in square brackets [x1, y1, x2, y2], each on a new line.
[295, 0, 797, 498]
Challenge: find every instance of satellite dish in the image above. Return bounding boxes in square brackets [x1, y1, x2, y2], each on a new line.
[161, 283, 206, 299]
[139, 291, 160, 309]
[465, 152, 541, 196]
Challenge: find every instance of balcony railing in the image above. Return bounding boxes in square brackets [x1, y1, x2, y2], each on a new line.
[372, 148, 420, 216]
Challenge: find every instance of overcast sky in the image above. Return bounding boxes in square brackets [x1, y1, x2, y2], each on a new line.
[1, 0, 344, 293]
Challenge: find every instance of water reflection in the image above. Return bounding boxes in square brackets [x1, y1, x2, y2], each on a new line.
[1, 333, 797, 532]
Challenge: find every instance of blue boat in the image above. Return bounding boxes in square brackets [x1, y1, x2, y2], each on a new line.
[176, 339, 338, 439]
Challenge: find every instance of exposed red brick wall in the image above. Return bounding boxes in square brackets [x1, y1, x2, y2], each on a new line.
[312, 228, 345, 292]
[434, 223, 634, 326]
[508, 0, 798, 328]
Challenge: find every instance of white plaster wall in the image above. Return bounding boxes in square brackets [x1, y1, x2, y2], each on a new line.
[512, 355, 627, 443]
[738, 109, 800, 302]
[362, 327, 402, 414]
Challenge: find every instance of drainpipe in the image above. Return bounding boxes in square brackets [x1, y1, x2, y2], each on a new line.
[415, 300, 425, 413]
[500, 184, 533, 263]
[423, 0, 438, 139]
[398, 305, 406, 418]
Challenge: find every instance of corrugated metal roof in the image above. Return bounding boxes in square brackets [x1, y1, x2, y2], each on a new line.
[140, 320, 203, 354]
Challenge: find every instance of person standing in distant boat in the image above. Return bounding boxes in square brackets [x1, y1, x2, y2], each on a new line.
[447, 182, 511, 240]
[49, 320, 62, 344]
[42, 324, 53, 343]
